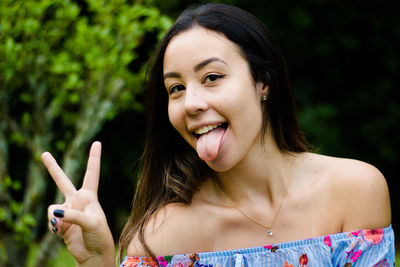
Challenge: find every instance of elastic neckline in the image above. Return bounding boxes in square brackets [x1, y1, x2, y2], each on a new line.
[123, 224, 393, 260]
[195, 225, 393, 260]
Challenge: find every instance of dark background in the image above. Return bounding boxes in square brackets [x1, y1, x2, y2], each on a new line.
[95, 0, 399, 249]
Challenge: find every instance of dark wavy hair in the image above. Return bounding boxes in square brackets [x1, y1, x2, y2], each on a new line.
[118, 3, 307, 263]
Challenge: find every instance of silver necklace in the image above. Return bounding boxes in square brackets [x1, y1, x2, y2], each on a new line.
[215, 158, 295, 238]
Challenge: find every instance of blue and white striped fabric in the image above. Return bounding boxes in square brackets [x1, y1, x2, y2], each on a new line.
[120, 225, 395, 267]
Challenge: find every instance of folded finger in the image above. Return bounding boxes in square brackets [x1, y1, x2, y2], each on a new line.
[82, 141, 102, 193]
[42, 152, 77, 197]
[48, 219, 59, 234]
[51, 207, 99, 232]
[48, 204, 62, 219]
[48, 204, 64, 234]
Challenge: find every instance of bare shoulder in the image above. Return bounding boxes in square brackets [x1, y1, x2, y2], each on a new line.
[309, 153, 391, 231]
[126, 202, 211, 256]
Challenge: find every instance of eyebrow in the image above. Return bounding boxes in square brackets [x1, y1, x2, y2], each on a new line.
[193, 57, 227, 72]
[163, 72, 181, 80]
[163, 57, 227, 80]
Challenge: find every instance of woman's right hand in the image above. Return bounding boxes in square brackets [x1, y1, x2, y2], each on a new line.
[42, 141, 115, 267]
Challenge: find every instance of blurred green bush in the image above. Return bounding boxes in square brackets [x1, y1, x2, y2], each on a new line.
[0, 0, 171, 265]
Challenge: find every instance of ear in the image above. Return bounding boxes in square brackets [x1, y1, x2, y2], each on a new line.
[256, 81, 269, 96]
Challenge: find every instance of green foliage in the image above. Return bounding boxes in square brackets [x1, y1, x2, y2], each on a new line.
[0, 0, 172, 264]
[0, 0, 172, 147]
[0, 176, 36, 247]
[27, 243, 75, 267]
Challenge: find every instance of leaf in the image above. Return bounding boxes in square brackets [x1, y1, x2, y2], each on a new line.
[20, 93, 33, 103]
[12, 180, 22, 191]
[22, 112, 31, 127]
[0, 207, 10, 221]
[10, 200, 23, 215]
[10, 132, 25, 145]
[21, 214, 37, 227]
[69, 93, 80, 104]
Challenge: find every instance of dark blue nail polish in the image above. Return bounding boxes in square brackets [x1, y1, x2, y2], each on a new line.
[52, 227, 58, 233]
[54, 209, 64, 218]
[51, 218, 57, 226]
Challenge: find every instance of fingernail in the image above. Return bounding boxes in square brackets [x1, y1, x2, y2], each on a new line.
[54, 209, 64, 218]
[51, 218, 57, 226]
[52, 227, 58, 233]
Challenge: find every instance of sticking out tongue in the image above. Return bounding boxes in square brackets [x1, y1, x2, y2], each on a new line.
[196, 126, 226, 161]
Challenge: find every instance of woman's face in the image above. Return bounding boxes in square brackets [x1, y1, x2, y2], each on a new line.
[163, 27, 268, 172]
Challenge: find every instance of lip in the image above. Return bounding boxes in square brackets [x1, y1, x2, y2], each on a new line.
[188, 121, 227, 134]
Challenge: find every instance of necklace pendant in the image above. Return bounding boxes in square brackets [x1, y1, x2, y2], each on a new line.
[267, 229, 273, 236]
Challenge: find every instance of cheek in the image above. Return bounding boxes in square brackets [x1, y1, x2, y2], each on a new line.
[227, 90, 264, 131]
[167, 105, 177, 128]
[225, 89, 259, 116]
[168, 104, 184, 133]
[168, 104, 195, 147]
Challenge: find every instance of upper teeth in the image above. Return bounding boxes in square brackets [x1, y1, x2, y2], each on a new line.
[194, 124, 222, 135]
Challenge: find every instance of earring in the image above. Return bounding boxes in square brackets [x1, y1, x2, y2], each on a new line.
[261, 95, 268, 101]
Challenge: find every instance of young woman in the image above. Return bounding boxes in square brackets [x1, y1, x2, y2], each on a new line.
[43, 3, 394, 267]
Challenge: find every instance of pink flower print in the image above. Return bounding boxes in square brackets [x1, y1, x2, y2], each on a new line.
[372, 259, 389, 267]
[345, 243, 361, 262]
[351, 230, 361, 237]
[350, 250, 362, 262]
[323, 236, 332, 247]
[157, 257, 168, 267]
[324, 235, 333, 252]
[264, 244, 279, 252]
[173, 264, 184, 267]
[362, 228, 384, 245]
[264, 244, 273, 250]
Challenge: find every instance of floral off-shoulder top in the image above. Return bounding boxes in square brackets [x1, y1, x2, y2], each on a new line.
[120, 225, 395, 267]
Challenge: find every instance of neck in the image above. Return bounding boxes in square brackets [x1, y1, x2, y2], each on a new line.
[214, 134, 296, 205]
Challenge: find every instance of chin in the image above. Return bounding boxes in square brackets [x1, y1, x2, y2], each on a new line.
[204, 157, 235, 173]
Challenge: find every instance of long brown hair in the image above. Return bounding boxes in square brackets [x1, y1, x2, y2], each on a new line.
[118, 3, 307, 263]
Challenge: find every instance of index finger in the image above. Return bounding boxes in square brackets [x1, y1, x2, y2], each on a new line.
[82, 141, 102, 192]
[41, 152, 77, 197]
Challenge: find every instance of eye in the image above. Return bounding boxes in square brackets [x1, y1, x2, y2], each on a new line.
[169, 84, 185, 95]
[203, 73, 225, 83]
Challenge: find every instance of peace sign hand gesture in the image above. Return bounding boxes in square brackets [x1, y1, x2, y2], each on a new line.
[42, 142, 115, 267]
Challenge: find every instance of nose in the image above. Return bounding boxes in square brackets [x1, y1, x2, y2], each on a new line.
[184, 86, 208, 115]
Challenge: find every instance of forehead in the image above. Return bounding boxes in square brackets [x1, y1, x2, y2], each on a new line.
[163, 27, 244, 71]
